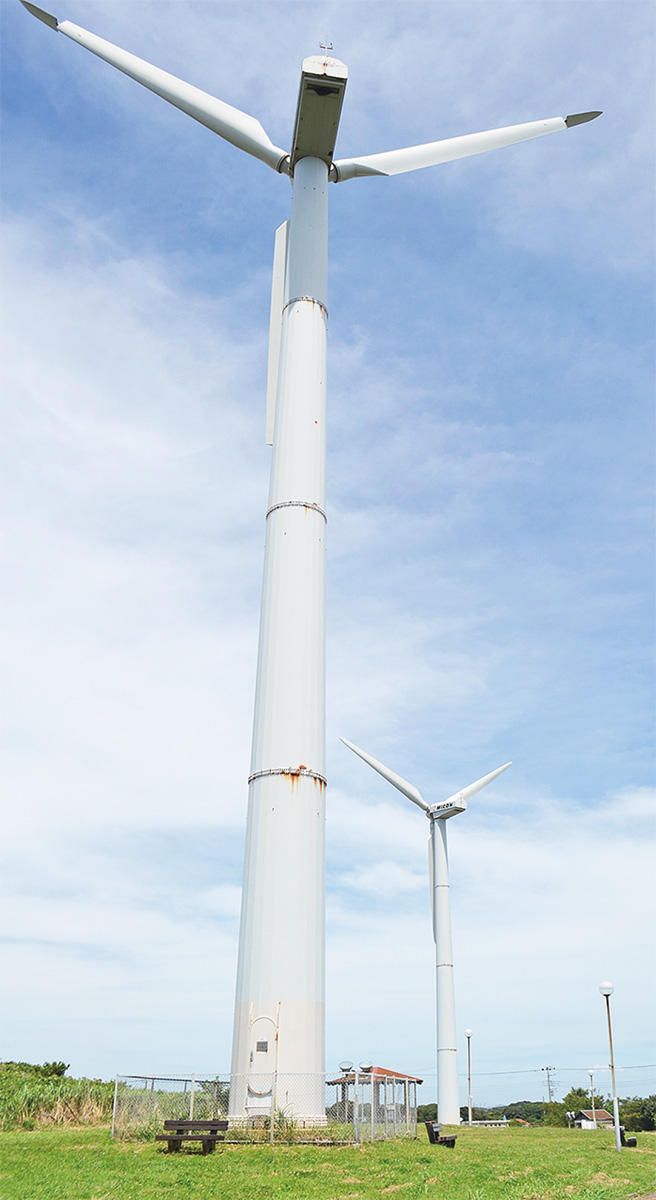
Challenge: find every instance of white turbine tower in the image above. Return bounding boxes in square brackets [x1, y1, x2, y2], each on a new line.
[19, 0, 600, 1121]
[341, 738, 511, 1125]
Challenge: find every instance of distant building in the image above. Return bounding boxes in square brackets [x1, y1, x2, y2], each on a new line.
[574, 1109, 613, 1129]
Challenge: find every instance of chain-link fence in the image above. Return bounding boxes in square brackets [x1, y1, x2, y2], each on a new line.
[112, 1072, 419, 1143]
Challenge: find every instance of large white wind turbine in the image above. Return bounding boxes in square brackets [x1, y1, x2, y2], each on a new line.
[20, 0, 600, 1121]
[341, 738, 511, 1125]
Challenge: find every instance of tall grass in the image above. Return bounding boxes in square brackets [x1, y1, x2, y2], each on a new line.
[0, 1062, 114, 1130]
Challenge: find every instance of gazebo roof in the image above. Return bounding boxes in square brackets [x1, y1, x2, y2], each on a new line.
[327, 1065, 423, 1085]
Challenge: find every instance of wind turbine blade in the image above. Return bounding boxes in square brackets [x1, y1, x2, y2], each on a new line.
[20, 2, 57, 28]
[266, 220, 289, 445]
[565, 111, 603, 127]
[427, 832, 435, 940]
[332, 112, 601, 181]
[442, 761, 512, 808]
[340, 737, 429, 812]
[20, 3, 289, 173]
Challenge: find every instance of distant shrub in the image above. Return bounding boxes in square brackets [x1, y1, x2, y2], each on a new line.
[486, 1101, 545, 1123]
[621, 1095, 656, 1132]
[417, 1104, 437, 1123]
[458, 1106, 490, 1123]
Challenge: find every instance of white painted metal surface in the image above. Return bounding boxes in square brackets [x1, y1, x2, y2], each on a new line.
[20, 0, 599, 1124]
[266, 221, 289, 446]
[291, 56, 348, 169]
[339, 737, 428, 811]
[440, 761, 513, 812]
[342, 738, 510, 1125]
[231, 153, 331, 1120]
[332, 113, 601, 181]
[429, 815, 459, 1122]
[20, 2, 289, 171]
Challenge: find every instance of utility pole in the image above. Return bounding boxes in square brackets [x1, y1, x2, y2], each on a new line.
[542, 1066, 556, 1103]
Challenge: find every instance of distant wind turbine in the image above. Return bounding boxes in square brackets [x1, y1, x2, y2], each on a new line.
[341, 738, 511, 1125]
[20, 0, 598, 1121]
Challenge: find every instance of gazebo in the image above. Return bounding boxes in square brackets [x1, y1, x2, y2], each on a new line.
[326, 1066, 423, 1136]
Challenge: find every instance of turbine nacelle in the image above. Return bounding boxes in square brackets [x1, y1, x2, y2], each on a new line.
[427, 799, 467, 820]
[291, 56, 348, 170]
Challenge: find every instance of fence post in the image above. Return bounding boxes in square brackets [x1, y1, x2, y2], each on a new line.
[354, 1071, 359, 1144]
[189, 1074, 196, 1120]
[270, 1075, 275, 1145]
[110, 1074, 119, 1139]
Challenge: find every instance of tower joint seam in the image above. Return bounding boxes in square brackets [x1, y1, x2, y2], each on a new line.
[283, 295, 328, 317]
[248, 767, 328, 786]
[266, 500, 327, 522]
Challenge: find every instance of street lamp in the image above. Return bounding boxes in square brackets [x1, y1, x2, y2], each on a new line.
[338, 1062, 353, 1122]
[599, 982, 621, 1152]
[588, 1069, 597, 1129]
[465, 1030, 473, 1126]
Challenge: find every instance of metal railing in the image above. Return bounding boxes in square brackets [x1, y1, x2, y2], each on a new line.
[112, 1072, 418, 1142]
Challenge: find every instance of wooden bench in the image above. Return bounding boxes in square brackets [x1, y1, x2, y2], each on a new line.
[425, 1121, 457, 1148]
[156, 1118, 228, 1154]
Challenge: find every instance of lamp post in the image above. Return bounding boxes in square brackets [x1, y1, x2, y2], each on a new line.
[589, 1069, 597, 1129]
[599, 982, 622, 1152]
[465, 1030, 473, 1126]
[338, 1061, 353, 1124]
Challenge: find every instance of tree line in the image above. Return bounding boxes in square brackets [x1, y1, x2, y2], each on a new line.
[418, 1087, 656, 1130]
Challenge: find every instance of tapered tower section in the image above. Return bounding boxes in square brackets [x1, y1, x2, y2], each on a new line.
[229, 57, 347, 1122]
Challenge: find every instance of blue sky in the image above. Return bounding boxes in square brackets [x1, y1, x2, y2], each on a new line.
[1, 0, 654, 1107]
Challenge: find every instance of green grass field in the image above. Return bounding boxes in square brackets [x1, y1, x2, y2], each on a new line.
[1, 1124, 654, 1200]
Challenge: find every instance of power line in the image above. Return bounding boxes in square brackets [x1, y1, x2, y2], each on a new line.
[450, 1064, 655, 1078]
